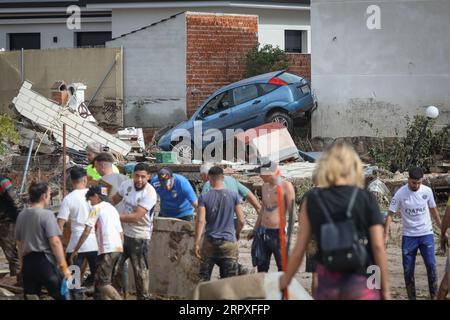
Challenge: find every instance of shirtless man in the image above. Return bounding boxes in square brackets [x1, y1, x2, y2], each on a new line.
[249, 161, 295, 272]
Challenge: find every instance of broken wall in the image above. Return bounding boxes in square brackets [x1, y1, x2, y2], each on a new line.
[0, 47, 123, 127]
[311, 0, 450, 138]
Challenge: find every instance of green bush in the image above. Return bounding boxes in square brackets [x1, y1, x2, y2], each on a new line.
[244, 43, 289, 78]
[0, 114, 19, 156]
[367, 115, 448, 172]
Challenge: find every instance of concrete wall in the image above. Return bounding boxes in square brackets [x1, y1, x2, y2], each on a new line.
[106, 13, 186, 128]
[148, 217, 200, 298]
[0, 20, 111, 50]
[311, 0, 450, 138]
[111, 7, 311, 53]
[0, 47, 123, 121]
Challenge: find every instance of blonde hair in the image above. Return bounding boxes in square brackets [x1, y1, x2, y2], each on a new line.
[315, 142, 364, 188]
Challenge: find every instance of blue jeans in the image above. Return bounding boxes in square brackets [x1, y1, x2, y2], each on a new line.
[255, 227, 282, 273]
[402, 234, 438, 299]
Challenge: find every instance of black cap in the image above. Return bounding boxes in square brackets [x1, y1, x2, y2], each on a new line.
[85, 185, 109, 202]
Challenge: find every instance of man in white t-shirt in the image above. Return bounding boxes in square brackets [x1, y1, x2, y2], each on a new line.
[71, 185, 124, 300]
[384, 167, 442, 300]
[112, 162, 156, 300]
[57, 167, 98, 300]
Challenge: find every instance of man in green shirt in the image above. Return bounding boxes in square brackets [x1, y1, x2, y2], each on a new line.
[86, 143, 120, 181]
[200, 163, 261, 274]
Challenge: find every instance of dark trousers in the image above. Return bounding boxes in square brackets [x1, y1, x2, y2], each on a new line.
[199, 236, 239, 282]
[115, 236, 150, 300]
[255, 227, 282, 273]
[22, 252, 64, 300]
[0, 222, 20, 276]
[402, 234, 438, 299]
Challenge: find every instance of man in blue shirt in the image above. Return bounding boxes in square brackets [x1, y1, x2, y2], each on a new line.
[194, 166, 244, 281]
[151, 167, 198, 222]
[200, 163, 261, 275]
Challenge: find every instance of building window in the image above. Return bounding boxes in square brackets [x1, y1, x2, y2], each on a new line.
[284, 30, 302, 53]
[76, 32, 112, 48]
[9, 33, 40, 50]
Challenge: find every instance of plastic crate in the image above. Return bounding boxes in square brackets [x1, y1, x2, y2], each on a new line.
[155, 151, 178, 164]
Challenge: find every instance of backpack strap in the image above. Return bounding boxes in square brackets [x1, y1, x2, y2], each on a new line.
[312, 187, 359, 223]
[345, 187, 359, 219]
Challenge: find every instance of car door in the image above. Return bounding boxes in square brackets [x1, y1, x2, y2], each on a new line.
[197, 90, 234, 145]
[229, 84, 264, 131]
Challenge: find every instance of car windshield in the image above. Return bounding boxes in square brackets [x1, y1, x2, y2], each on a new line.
[277, 72, 303, 84]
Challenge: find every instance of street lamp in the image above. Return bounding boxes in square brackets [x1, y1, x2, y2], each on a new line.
[404, 106, 439, 170]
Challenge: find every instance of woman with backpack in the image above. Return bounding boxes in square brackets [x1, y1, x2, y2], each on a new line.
[279, 142, 390, 300]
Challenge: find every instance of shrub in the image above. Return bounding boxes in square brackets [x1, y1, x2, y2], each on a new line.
[244, 43, 289, 78]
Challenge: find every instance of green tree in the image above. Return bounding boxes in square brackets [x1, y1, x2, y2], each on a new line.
[0, 114, 19, 156]
[244, 43, 289, 78]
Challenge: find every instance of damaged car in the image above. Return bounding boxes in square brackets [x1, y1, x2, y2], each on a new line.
[158, 70, 316, 160]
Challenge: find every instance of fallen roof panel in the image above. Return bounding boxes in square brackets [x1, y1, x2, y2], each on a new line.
[12, 81, 131, 156]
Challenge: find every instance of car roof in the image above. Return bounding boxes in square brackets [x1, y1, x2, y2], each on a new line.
[214, 70, 286, 95]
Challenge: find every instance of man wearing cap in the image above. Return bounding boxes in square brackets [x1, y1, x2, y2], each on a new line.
[384, 167, 442, 300]
[194, 166, 245, 281]
[57, 166, 98, 299]
[71, 185, 123, 300]
[85, 143, 120, 181]
[112, 162, 157, 300]
[151, 167, 198, 222]
[251, 160, 295, 273]
[200, 163, 261, 275]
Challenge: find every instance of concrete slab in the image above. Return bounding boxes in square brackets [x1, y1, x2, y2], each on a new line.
[148, 217, 200, 298]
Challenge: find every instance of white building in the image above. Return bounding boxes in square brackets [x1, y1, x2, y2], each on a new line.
[0, 0, 310, 52]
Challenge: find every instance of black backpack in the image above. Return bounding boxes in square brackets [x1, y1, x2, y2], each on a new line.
[313, 187, 369, 273]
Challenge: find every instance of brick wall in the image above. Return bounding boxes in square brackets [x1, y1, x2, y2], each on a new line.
[186, 13, 258, 117]
[287, 53, 311, 82]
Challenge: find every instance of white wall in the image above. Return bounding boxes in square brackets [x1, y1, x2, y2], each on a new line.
[0, 19, 111, 50]
[106, 13, 187, 127]
[111, 7, 311, 52]
[311, 0, 450, 138]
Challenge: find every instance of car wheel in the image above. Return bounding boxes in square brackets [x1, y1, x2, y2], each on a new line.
[172, 140, 194, 164]
[267, 112, 293, 133]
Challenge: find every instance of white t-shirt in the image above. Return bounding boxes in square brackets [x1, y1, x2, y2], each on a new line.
[118, 180, 157, 240]
[57, 189, 98, 253]
[86, 201, 123, 255]
[389, 184, 437, 237]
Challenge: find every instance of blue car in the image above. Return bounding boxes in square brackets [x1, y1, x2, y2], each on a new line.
[158, 70, 316, 160]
